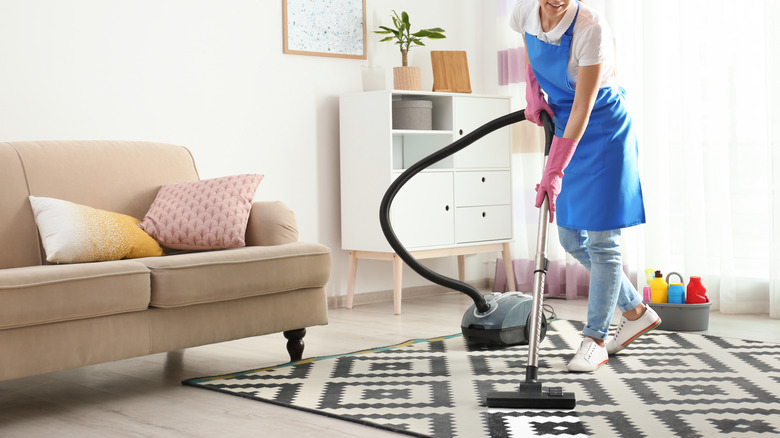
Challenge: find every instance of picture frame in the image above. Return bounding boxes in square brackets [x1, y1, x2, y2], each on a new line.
[282, 0, 367, 59]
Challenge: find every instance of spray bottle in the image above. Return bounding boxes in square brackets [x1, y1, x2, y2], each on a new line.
[643, 268, 654, 302]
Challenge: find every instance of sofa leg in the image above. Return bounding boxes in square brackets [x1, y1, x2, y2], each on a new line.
[283, 328, 306, 362]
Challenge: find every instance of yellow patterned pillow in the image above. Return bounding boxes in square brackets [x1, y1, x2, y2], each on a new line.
[29, 196, 164, 263]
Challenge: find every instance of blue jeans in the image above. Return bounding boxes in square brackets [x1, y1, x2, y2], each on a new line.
[558, 227, 642, 340]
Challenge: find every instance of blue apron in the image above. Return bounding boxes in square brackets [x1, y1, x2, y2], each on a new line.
[525, 3, 645, 231]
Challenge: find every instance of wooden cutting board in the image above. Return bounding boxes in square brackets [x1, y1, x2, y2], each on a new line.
[431, 51, 472, 93]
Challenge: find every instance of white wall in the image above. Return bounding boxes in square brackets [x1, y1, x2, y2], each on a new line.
[0, 0, 503, 298]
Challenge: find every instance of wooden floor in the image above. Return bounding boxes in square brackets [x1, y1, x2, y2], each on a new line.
[1, 291, 778, 437]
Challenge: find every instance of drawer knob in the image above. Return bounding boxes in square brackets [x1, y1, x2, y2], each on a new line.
[482, 212, 486, 217]
[481, 177, 486, 183]
[445, 205, 450, 211]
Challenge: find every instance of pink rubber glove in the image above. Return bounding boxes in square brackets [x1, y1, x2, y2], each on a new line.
[535, 136, 578, 223]
[524, 64, 554, 126]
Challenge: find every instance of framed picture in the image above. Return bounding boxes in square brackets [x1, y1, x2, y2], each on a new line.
[282, 0, 367, 59]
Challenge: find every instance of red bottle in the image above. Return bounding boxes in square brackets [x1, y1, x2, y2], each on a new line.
[686, 276, 708, 304]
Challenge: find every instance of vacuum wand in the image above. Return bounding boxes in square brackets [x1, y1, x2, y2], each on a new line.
[525, 194, 550, 382]
[485, 111, 576, 409]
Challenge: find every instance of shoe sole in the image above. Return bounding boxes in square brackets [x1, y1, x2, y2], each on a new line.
[567, 357, 609, 373]
[609, 317, 662, 354]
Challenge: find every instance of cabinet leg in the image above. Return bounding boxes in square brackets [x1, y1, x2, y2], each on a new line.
[393, 254, 403, 315]
[346, 251, 358, 309]
[457, 255, 466, 282]
[502, 242, 516, 291]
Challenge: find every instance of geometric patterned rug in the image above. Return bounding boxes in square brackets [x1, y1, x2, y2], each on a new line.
[183, 320, 780, 437]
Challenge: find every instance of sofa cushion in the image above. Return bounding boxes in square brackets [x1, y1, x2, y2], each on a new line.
[139, 174, 263, 251]
[0, 261, 151, 330]
[137, 242, 331, 308]
[29, 196, 164, 263]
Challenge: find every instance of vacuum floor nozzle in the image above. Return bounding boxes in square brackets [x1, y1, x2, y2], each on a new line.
[486, 381, 576, 409]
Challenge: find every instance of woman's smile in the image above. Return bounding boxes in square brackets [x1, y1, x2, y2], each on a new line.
[539, 0, 572, 30]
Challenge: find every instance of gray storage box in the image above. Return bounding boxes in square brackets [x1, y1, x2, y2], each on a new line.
[646, 301, 712, 331]
[392, 100, 433, 130]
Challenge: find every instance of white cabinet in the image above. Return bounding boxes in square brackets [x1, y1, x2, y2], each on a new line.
[339, 90, 516, 313]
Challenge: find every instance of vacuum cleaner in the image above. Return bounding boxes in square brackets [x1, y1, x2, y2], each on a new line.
[379, 109, 576, 409]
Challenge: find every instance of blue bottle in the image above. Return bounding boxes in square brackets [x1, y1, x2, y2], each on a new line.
[666, 272, 685, 304]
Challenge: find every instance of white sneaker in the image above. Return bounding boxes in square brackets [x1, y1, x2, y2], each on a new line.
[567, 337, 609, 372]
[606, 305, 662, 355]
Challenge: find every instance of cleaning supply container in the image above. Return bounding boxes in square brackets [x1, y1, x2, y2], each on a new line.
[643, 269, 654, 302]
[687, 276, 708, 304]
[650, 270, 668, 303]
[650, 301, 711, 331]
[650, 275, 710, 331]
[666, 272, 685, 304]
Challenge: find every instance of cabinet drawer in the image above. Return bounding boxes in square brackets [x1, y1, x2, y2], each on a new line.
[454, 205, 512, 243]
[454, 171, 511, 207]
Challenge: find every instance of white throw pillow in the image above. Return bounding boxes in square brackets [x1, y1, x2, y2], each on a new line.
[29, 196, 164, 263]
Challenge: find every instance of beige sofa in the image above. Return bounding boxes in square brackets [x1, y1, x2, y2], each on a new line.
[0, 140, 330, 382]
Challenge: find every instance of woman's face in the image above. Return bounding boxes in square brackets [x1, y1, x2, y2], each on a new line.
[537, 0, 575, 23]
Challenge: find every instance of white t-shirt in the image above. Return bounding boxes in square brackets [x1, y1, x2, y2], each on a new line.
[510, 0, 616, 88]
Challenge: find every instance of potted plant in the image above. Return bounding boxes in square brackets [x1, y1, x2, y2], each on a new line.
[375, 10, 445, 90]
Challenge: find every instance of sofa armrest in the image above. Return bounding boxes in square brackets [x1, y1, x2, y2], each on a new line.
[245, 201, 299, 246]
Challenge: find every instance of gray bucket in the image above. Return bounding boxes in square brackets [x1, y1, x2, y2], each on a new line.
[647, 301, 712, 331]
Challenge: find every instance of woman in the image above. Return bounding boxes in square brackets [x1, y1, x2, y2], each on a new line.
[511, 0, 661, 372]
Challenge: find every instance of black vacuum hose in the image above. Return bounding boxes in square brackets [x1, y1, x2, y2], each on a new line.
[379, 109, 554, 314]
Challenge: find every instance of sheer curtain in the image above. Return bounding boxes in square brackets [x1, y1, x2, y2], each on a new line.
[773, 0, 780, 319]
[496, 0, 779, 318]
[636, 0, 779, 317]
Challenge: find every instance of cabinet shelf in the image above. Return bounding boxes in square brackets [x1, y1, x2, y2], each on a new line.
[392, 168, 452, 175]
[392, 129, 454, 136]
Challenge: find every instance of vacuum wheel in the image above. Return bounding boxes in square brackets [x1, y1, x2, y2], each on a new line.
[524, 311, 548, 344]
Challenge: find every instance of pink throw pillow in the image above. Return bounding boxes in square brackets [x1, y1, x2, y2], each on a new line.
[139, 174, 263, 250]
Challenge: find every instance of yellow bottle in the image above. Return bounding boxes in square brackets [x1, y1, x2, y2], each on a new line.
[650, 270, 668, 303]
